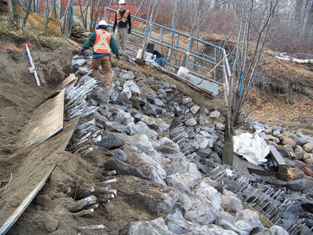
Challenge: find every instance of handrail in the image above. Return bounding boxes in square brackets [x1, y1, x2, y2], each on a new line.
[104, 7, 232, 95]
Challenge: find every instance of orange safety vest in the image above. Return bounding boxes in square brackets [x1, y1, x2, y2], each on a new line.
[117, 9, 130, 23]
[93, 30, 112, 54]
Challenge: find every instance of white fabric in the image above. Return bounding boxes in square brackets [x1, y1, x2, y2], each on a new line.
[119, 0, 126, 4]
[233, 132, 270, 165]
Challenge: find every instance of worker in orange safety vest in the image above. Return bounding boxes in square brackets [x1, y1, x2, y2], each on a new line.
[81, 20, 119, 102]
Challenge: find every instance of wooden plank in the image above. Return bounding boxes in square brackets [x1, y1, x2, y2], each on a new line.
[0, 119, 79, 234]
[62, 73, 78, 88]
[0, 165, 55, 235]
[18, 90, 65, 148]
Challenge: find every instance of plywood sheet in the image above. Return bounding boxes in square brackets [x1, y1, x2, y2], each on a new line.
[18, 90, 65, 148]
[0, 119, 79, 234]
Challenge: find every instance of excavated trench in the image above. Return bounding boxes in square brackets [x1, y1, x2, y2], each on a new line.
[60, 54, 313, 234]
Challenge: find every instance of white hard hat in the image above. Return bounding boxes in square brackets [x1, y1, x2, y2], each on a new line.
[97, 20, 108, 27]
[119, 0, 126, 4]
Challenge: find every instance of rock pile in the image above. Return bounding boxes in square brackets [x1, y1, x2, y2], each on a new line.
[251, 122, 313, 175]
[65, 56, 289, 235]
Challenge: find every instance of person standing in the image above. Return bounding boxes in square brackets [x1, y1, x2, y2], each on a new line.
[113, 0, 132, 54]
[80, 20, 119, 102]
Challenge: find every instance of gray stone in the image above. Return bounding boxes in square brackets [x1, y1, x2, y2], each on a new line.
[143, 103, 164, 117]
[304, 153, 313, 165]
[222, 190, 243, 213]
[127, 122, 158, 139]
[210, 110, 221, 119]
[166, 162, 202, 192]
[96, 133, 125, 149]
[265, 135, 280, 144]
[141, 115, 170, 134]
[123, 80, 141, 98]
[209, 152, 222, 164]
[235, 209, 263, 234]
[154, 137, 180, 154]
[72, 58, 86, 67]
[196, 148, 213, 158]
[193, 178, 222, 212]
[113, 149, 128, 162]
[117, 177, 177, 216]
[303, 143, 313, 153]
[252, 122, 266, 132]
[185, 224, 237, 235]
[215, 122, 225, 131]
[166, 209, 192, 234]
[183, 196, 218, 225]
[182, 97, 192, 104]
[292, 133, 313, 146]
[126, 218, 174, 235]
[103, 120, 128, 133]
[148, 97, 165, 107]
[43, 214, 59, 233]
[112, 137, 167, 184]
[282, 144, 296, 159]
[268, 225, 289, 235]
[195, 133, 217, 149]
[78, 66, 90, 75]
[272, 128, 283, 138]
[264, 127, 273, 135]
[295, 145, 305, 160]
[191, 105, 200, 114]
[282, 136, 296, 147]
[114, 109, 134, 125]
[185, 118, 197, 127]
[120, 70, 135, 80]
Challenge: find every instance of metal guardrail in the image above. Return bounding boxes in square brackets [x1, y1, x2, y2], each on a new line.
[105, 7, 231, 96]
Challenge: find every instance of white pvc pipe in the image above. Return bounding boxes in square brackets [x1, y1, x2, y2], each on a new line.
[25, 44, 41, 87]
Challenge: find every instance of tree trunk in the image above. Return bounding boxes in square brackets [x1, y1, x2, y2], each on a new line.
[22, 0, 33, 30]
[44, 0, 50, 35]
[223, 117, 234, 166]
[304, 1, 313, 41]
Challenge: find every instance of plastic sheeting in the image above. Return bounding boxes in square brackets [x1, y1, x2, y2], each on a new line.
[233, 132, 270, 165]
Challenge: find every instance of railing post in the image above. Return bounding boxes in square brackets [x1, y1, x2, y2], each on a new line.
[160, 27, 164, 43]
[183, 35, 193, 68]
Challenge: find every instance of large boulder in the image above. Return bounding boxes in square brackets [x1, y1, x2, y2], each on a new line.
[116, 176, 178, 216]
[186, 225, 237, 235]
[166, 162, 202, 192]
[108, 145, 167, 185]
[221, 190, 243, 214]
[154, 137, 180, 155]
[123, 218, 173, 235]
[304, 143, 313, 153]
[127, 121, 158, 139]
[193, 178, 222, 212]
[234, 209, 264, 235]
[166, 209, 192, 234]
[96, 133, 125, 150]
[140, 115, 170, 134]
[183, 196, 218, 225]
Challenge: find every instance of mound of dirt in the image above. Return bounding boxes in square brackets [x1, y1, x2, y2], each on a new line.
[0, 33, 75, 234]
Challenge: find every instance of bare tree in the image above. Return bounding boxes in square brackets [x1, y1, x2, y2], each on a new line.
[223, 0, 279, 165]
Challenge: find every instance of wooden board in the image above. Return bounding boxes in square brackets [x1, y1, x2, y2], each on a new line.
[18, 90, 65, 148]
[0, 119, 79, 234]
[62, 74, 78, 88]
